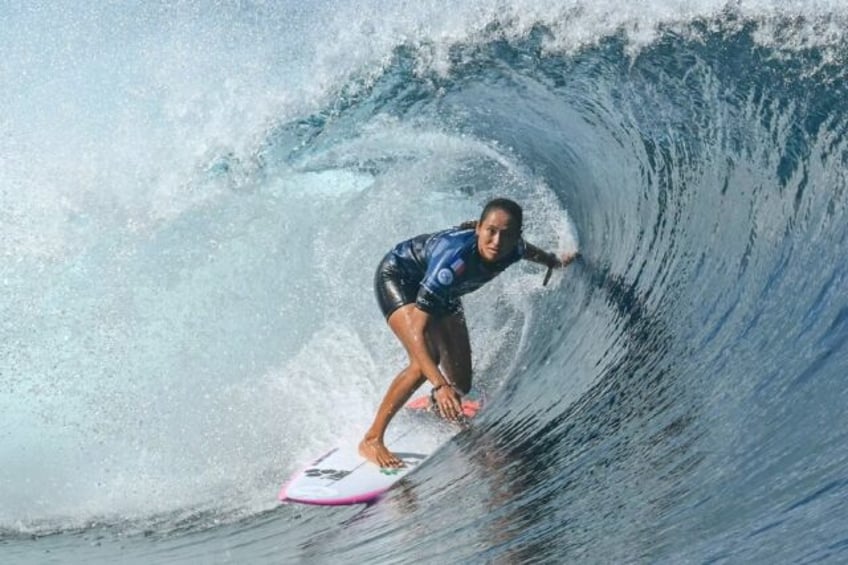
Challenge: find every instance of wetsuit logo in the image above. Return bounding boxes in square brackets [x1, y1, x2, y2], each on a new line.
[450, 257, 466, 276]
[436, 268, 454, 286]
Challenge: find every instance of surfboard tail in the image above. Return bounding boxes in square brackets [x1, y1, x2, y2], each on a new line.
[405, 389, 485, 418]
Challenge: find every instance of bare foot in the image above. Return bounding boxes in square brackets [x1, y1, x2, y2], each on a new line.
[359, 437, 405, 468]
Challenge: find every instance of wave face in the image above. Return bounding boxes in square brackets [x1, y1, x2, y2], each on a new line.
[3, 2, 848, 563]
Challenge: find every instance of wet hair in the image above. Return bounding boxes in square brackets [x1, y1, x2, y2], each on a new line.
[479, 197, 523, 232]
[456, 198, 524, 232]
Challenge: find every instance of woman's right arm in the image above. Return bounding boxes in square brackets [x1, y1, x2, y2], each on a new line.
[405, 307, 464, 420]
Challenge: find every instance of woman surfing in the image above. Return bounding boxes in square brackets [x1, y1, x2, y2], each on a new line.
[360, 198, 579, 468]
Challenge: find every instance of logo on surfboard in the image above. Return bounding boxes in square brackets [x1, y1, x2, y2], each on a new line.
[305, 468, 350, 481]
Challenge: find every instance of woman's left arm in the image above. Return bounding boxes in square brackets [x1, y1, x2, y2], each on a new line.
[523, 242, 580, 285]
[523, 242, 579, 268]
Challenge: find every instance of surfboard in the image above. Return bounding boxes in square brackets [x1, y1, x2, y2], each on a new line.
[279, 428, 434, 506]
[279, 391, 485, 506]
[405, 393, 483, 418]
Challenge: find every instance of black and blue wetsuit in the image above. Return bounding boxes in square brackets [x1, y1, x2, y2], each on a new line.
[374, 227, 526, 319]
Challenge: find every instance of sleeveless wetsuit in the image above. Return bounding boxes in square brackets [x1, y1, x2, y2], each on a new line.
[374, 227, 526, 319]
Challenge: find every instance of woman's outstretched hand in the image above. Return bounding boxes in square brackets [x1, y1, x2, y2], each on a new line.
[554, 250, 580, 267]
[434, 385, 463, 422]
[559, 251, 580, 267]
[543, 250, 580, 285]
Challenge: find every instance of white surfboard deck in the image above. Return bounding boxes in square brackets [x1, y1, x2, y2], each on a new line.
[279, 427, 436, 506]
[279, 393, 483, 506]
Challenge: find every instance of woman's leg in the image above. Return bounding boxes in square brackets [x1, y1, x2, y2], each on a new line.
[431, 311, 472, 394]
[359, 304, 439, 467]
[359, 307, 473, 467]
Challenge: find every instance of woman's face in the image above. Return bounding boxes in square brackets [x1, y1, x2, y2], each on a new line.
[476, 208, 520, 262]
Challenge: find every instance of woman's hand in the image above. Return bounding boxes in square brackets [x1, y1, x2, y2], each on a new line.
[558, 250, 580, 267]
[543, 250, 580, 285]
[433, 384, 463, 421]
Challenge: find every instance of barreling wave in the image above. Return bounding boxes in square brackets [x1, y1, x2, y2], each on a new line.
[263, 16, 848, 564]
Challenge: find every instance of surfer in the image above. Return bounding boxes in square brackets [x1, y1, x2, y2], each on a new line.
[360, 198, 579, 467]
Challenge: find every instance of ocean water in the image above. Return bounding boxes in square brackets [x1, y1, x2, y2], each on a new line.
[2, 1, 848, 563]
